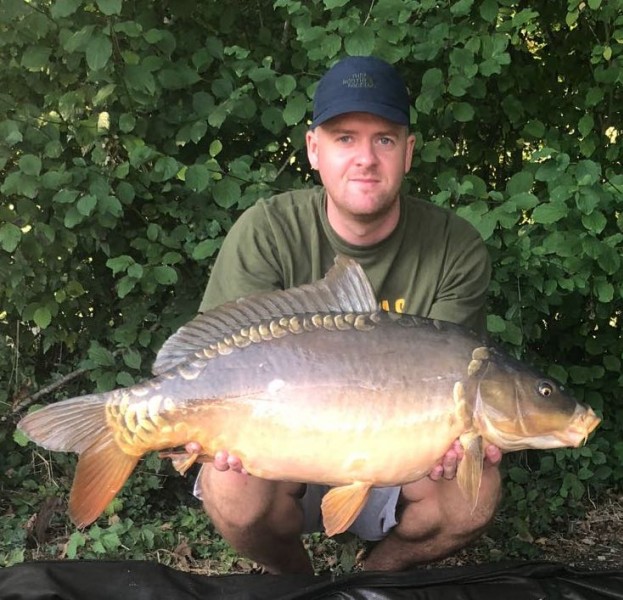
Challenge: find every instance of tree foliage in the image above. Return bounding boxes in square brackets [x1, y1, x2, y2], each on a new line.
[1, 0, 622, 568]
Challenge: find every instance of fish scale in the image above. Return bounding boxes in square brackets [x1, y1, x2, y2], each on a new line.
[18, 257, 601, 536]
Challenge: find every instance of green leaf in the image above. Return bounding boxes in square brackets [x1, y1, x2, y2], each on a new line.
[603, 355, 621, 372]
[283, 92, 308, 126]
[275, 75, 296, 98]
[86, 34, 113, 71]
[345, 27, 375, 56]
[13, 426, 31, 447]
[575, 188, 600, 214]
[421, 67, 444, 89]
[193, 238, 221, 260]
[523, 119, 545, 138]
[125, 65, 156, 95]
[597, 245, 620, 275]
[116, 371, 135, 387]
[585, 87, 604, 107]
[508, 192, 538, 210]
[51, 0, 82, 18]
[66, 532, 86, 560]
[479, 0, 498, 22]
[262, 107, 285, 134]
[575, 160, 601, 186]
[508, 466, 529, 484]
[119, 114, 136, 132]
[153, 157, 180, 181]
[98, 195, 123, 217]
[95, 0, 122, 15]
[532, 202, 568, 224]
[190, 120, 208, 144]
[0, 120, 23, 146]
[547, 364, 568, 384]
[594, 279, 614, 303]
[128, 263, 144, 278]
[448, 75, 470, 97]
[123, 348, 142, 370]
[209, 140, 223, 157]
[117, 275, 137, 298]
[581, 210, 606, 234]
[93, 83, 117, 106]
[452, 102, 474, 122]
[64, 206, 85, 228]
[578, 114, 594, 137]
[507, 171, 534, 195]
[106, 255, 134, 275]
[77, 194, 97, 217]
[158, 67, 201, 90]
[324, 0, 349, 7]
[0, 223, 22, 252]
[450, 0, 474, 16]
[185, 164, 212, 192]
[18, 154, 41, 177]
[1, 172, 38, 198]
[153, 265, 178, 285]
[162, 251, 182, 265]
[21, 46, 52, 71]
[33, 307, 52, 329]
[213, 177, 242, 208]
[487, 314, 506, 333]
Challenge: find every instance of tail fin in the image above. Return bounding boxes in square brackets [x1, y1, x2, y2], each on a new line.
[18, 395, 139, 528]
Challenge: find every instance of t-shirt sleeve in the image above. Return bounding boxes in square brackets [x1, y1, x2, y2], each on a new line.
[198, 203, 283, 312]
[426, 218, 491, 334]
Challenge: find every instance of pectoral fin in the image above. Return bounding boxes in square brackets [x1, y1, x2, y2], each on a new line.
[457, 431, 484, 511]
[321, 482, 372, 537]
[159, 449, 211, 475]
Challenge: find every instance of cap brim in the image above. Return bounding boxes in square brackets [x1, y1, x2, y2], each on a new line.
[311, 100, 410, 129]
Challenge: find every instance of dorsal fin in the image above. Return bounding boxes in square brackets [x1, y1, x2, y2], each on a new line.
[152, 256, 378, 374]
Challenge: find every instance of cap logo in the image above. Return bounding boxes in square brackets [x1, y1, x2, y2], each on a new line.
[342, 72, 375, 89]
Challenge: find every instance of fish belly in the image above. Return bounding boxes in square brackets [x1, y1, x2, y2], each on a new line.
[182, 385, 467, 488]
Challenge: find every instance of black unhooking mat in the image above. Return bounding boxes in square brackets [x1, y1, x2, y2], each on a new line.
[1, 560, 622, 600]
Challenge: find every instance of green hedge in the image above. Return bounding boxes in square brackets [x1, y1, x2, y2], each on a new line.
[1, 0, 621, 568]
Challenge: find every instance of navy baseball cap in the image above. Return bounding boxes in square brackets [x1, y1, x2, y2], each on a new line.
[311, 56, 410, 129]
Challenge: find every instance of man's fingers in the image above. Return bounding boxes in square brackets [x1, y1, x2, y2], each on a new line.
[442, 448, 458, 479]
[213, 450, 247, 474]
[185, 441, 202, 454]
[484, 444, 503, 466]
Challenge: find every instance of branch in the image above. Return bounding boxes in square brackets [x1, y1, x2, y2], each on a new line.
[13, 367, 88, 413]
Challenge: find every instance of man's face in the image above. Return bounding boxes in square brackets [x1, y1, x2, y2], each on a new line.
[306, 112, 415, 223]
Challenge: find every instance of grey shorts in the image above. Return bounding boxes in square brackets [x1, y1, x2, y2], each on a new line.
[300, 484, 400, 541]
[193, 467, 400, 542]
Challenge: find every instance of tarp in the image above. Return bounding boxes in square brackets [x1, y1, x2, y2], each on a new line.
[1, 559, 622, 600]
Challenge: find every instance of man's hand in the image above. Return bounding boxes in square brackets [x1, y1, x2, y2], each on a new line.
[184, 442, 247, 474]
[428, 439, 502, 481]
[183, 438, 502, 480]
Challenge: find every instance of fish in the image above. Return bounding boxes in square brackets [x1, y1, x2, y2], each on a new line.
[17, 257, 601, 537]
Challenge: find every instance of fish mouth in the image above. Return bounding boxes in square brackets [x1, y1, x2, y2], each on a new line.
[555, 405, 601, 447]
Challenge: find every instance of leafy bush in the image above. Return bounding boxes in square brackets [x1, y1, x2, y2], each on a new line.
[1, 0, 621, 568]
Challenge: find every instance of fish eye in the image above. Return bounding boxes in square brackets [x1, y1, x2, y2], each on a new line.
[538, 381, 555, 397]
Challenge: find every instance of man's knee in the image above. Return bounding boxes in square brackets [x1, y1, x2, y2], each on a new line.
[198, 466, 305, 534]
[396, 476, 500, 543]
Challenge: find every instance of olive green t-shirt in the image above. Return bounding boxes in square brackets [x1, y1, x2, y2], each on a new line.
[199, 187, 490, 332]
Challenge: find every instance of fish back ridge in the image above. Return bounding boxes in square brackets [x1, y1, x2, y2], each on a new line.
[153, 256, 378, 374]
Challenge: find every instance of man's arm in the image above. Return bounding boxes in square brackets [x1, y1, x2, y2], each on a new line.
[427, 221, 491, 334]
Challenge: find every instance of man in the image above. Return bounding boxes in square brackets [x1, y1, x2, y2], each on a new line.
[192, 56, 502, 574]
